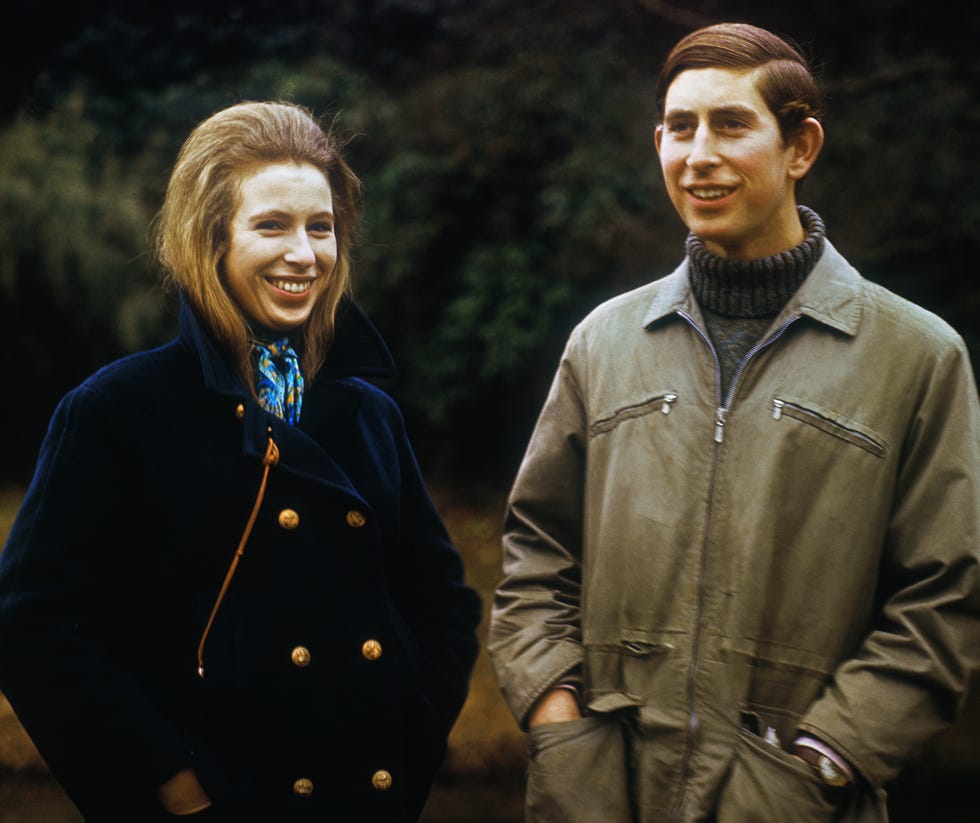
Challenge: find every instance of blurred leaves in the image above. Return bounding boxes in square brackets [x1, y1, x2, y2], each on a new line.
[0, 95, 149, 310]
[1, 0, 978, 483]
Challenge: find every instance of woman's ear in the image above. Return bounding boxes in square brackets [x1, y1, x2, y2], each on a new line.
[787, 117, 824, 181]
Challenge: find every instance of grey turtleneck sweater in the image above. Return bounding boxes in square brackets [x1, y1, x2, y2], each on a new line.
[687, 206, 826, 401]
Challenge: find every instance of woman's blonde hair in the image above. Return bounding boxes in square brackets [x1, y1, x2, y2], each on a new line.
[154, 100, 362, 391]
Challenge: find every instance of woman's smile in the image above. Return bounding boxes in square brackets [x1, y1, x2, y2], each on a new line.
[223, 162, 337, 331]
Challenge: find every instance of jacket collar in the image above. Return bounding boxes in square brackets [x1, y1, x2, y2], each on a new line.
[642, 240, 863, 337]
[178, 291, 396, 399]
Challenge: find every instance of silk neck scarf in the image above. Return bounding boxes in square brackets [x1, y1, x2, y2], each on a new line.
[251, 336, 304, 425]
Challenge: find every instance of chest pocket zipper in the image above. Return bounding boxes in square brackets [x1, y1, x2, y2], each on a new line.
[591, 393, 678, 437]
[771, 398, 887, 458]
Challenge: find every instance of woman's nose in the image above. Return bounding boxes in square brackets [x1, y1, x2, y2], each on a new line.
[284, 230, 316, 267]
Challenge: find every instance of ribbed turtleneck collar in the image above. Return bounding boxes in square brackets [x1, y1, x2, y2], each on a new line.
[687, 206, 826, 318]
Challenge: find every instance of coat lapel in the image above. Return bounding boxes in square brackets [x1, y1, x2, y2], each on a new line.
[178, 292, 396, 504]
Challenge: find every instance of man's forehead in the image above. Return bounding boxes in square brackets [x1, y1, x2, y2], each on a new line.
[663, 66, 766, 113]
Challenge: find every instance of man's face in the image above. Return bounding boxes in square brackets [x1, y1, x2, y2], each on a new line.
[655, 66, 815, 259]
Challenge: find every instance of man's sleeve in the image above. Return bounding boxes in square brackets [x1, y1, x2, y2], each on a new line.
[799, 336, 980, 787]
[488, 336, 590, 728]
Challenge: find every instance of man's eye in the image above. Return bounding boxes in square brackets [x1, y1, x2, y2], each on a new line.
[667, 121, 694, 135]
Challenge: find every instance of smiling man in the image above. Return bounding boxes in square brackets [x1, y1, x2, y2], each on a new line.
[489, 22, 980, 823]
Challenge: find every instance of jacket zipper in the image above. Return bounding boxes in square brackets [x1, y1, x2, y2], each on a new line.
[670, 311, 800, 821]
[717, 315, 800, 441]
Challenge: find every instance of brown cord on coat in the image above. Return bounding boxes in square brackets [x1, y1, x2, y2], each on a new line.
[197, 434, 279, 678]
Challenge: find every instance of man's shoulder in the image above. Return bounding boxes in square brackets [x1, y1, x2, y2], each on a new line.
[805, 241, 965, 358]
[573, 266, 687, 339]
[860, 278, 966, 354]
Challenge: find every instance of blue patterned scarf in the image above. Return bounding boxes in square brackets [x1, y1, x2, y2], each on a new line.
[251, 336, 304, 425]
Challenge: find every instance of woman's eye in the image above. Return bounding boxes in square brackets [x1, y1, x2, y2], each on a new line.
[309, 222, 334, 235]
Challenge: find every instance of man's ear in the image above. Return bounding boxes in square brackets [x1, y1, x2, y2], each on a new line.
[654, 124, 664, 156]
[788, 117, 824, 180]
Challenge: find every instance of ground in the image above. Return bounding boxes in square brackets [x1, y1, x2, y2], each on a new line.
[1, 486, 979, 821]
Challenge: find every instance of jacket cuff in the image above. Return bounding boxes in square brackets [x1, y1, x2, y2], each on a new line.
[794, 734, 854, 782]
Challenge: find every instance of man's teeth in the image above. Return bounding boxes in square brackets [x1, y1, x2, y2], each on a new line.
[271, 280, 311, 294]
[690, 188, 731, 200]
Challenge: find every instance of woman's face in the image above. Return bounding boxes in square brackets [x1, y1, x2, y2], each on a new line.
[223, 162, 337, 332]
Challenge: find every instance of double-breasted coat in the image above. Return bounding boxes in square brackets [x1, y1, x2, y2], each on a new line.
[0, 296, 482, 821]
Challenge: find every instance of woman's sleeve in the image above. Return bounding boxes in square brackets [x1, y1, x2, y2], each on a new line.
[0, 385, 190, 816]
[385, 402, 483, 740]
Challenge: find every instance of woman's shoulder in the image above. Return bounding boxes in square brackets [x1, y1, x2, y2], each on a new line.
[326, 375, 403, 414]
[71, 338, 194, 405]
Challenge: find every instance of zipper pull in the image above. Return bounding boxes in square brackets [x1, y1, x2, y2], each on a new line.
[772, 398, 784, 420]
[662, 393, 678, 414]
[714, 407, 727, 444]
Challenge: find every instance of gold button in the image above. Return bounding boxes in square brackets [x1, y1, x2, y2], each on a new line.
[362, 639, 382, 661]
[293, 777, 314, 796]
[346, 510, 366, 528]
[371, 770, 393, 791]
[291, 646, 311, 667]
[278, 509, 300, 529]
[234, 403, 245, 421]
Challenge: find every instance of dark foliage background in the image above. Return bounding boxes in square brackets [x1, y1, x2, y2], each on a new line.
[2, 0, 978, 488]
[1, 2, 979, 820]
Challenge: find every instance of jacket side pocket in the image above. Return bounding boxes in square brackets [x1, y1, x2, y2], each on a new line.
[525, 715, 633, 823]
[716, 727, 846, 823]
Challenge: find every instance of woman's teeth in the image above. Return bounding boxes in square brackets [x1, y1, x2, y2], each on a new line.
[270, 279, 312, 294]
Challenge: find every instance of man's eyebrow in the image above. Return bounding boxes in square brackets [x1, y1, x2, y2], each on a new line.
[711, 104, 760, 120]
[664, 104, 760, 120]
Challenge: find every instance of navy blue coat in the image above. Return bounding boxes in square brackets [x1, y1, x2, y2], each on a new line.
[0, 297, 482, 822]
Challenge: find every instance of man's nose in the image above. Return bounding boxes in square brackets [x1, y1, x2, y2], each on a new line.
[687, 126, 720, 169]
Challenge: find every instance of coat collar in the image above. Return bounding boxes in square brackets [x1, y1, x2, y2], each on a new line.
[642, 240, 864, 337]
[177, 292, 396, 502]
[177, 291, 396, 400]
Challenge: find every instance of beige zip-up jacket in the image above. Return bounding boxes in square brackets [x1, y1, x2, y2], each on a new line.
[489, 241, 980, 823]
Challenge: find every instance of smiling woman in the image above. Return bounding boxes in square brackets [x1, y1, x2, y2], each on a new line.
[223, 163, 337, 333]
[0, 101, 482, 822]
[154, 102, 363, 398]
